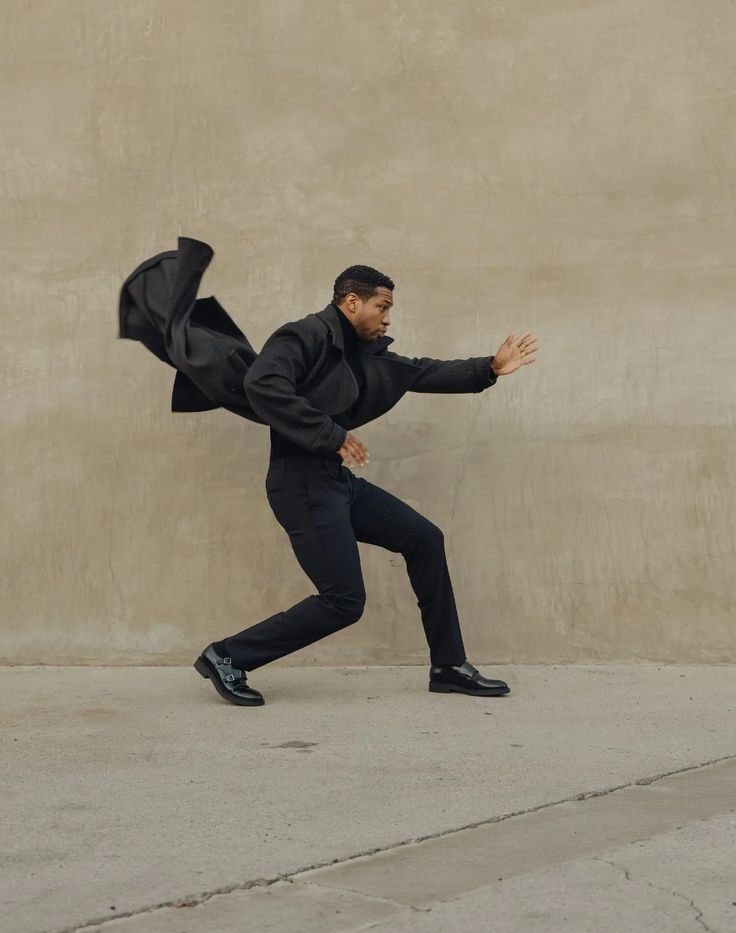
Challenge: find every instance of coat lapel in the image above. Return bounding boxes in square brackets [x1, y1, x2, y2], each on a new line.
[311, 301, 425, 429]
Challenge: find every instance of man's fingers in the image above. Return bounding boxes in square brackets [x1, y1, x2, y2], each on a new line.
[346, 439, 369, 465]
[338, 432, 369, 468]
[349, 436, 368, 457]
[349, 443, 369, 464]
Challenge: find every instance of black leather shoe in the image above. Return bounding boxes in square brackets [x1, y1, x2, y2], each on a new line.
[193, 644, 265, 706]
[429, 659, 510, 696]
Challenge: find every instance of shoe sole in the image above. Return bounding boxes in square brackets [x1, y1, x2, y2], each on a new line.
[193, 656, 265, 706]
[429, 681, 510, 696]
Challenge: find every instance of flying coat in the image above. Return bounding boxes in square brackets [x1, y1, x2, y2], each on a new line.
[118, 236, 498, 456]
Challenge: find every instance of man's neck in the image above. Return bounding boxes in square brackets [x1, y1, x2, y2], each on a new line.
[334, 302, 363, 342]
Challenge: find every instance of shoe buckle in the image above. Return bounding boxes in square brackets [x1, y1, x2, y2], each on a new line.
[218, 657, 232, 665]
[224, 673, 235, 682]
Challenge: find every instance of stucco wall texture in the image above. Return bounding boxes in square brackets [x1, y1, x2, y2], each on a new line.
[2, 1, 734, 666]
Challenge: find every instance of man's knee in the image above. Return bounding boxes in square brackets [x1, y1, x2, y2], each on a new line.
[338, 589, 367, 623]
[426, 523, 444, 544]
[322, 589, 366, 624]
[407, 520, 445, 552]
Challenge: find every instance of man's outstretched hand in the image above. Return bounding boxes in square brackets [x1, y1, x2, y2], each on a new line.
[338, 431, 370, 469]
[492, 331, 539, 376]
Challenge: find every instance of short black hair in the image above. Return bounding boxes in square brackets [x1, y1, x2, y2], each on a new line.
[332, 264, 395, 304]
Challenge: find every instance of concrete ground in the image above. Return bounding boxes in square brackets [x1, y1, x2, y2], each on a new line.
[2, 663, 735, 933]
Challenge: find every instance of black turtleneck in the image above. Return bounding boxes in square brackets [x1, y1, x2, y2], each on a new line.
[269, 304, 365, 463]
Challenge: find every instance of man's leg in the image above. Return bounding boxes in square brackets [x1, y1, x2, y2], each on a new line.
[348, 473, 467, 668]
[214, 456, 366, 671]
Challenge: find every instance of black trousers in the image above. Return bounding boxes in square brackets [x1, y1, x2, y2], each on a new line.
[214, 454, 467, 671]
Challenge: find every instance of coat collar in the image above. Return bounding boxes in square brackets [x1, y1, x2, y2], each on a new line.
[315, 302, 394, 355]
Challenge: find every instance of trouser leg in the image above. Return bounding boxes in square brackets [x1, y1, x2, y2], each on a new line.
[348, 475, 466, 667]
[215, 456, 366, 671]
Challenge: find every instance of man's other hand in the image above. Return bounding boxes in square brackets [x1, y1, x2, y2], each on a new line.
[338, 432, 370, 469]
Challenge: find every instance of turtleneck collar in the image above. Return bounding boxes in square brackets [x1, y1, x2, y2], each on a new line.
[332, 301, 360, 351]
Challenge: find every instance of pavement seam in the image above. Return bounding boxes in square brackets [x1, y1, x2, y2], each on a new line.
[57, 751, 736, 933]
[295, 878, 432, 913]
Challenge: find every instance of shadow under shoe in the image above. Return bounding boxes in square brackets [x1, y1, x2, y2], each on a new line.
[193, 644, 265, 706]
[429, 659, 510, 696]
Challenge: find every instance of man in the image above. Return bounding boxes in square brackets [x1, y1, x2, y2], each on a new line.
[193, 264, 539, 707]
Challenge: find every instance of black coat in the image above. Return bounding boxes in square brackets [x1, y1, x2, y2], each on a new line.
[119, 236, 497, 455]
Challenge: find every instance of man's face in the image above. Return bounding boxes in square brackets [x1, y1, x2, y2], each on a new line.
[340, 286, 393, 341]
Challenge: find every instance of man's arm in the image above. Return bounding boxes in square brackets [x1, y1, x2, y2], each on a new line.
[243, 325, 347, 454]
[381, 348, 498, 393]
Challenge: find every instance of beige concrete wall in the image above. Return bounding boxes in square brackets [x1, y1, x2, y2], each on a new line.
[2, 0, 734, 666]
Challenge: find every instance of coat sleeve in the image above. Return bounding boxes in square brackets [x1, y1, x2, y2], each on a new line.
[243, 325, 348, 455]
[381, 349, 498, 394]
